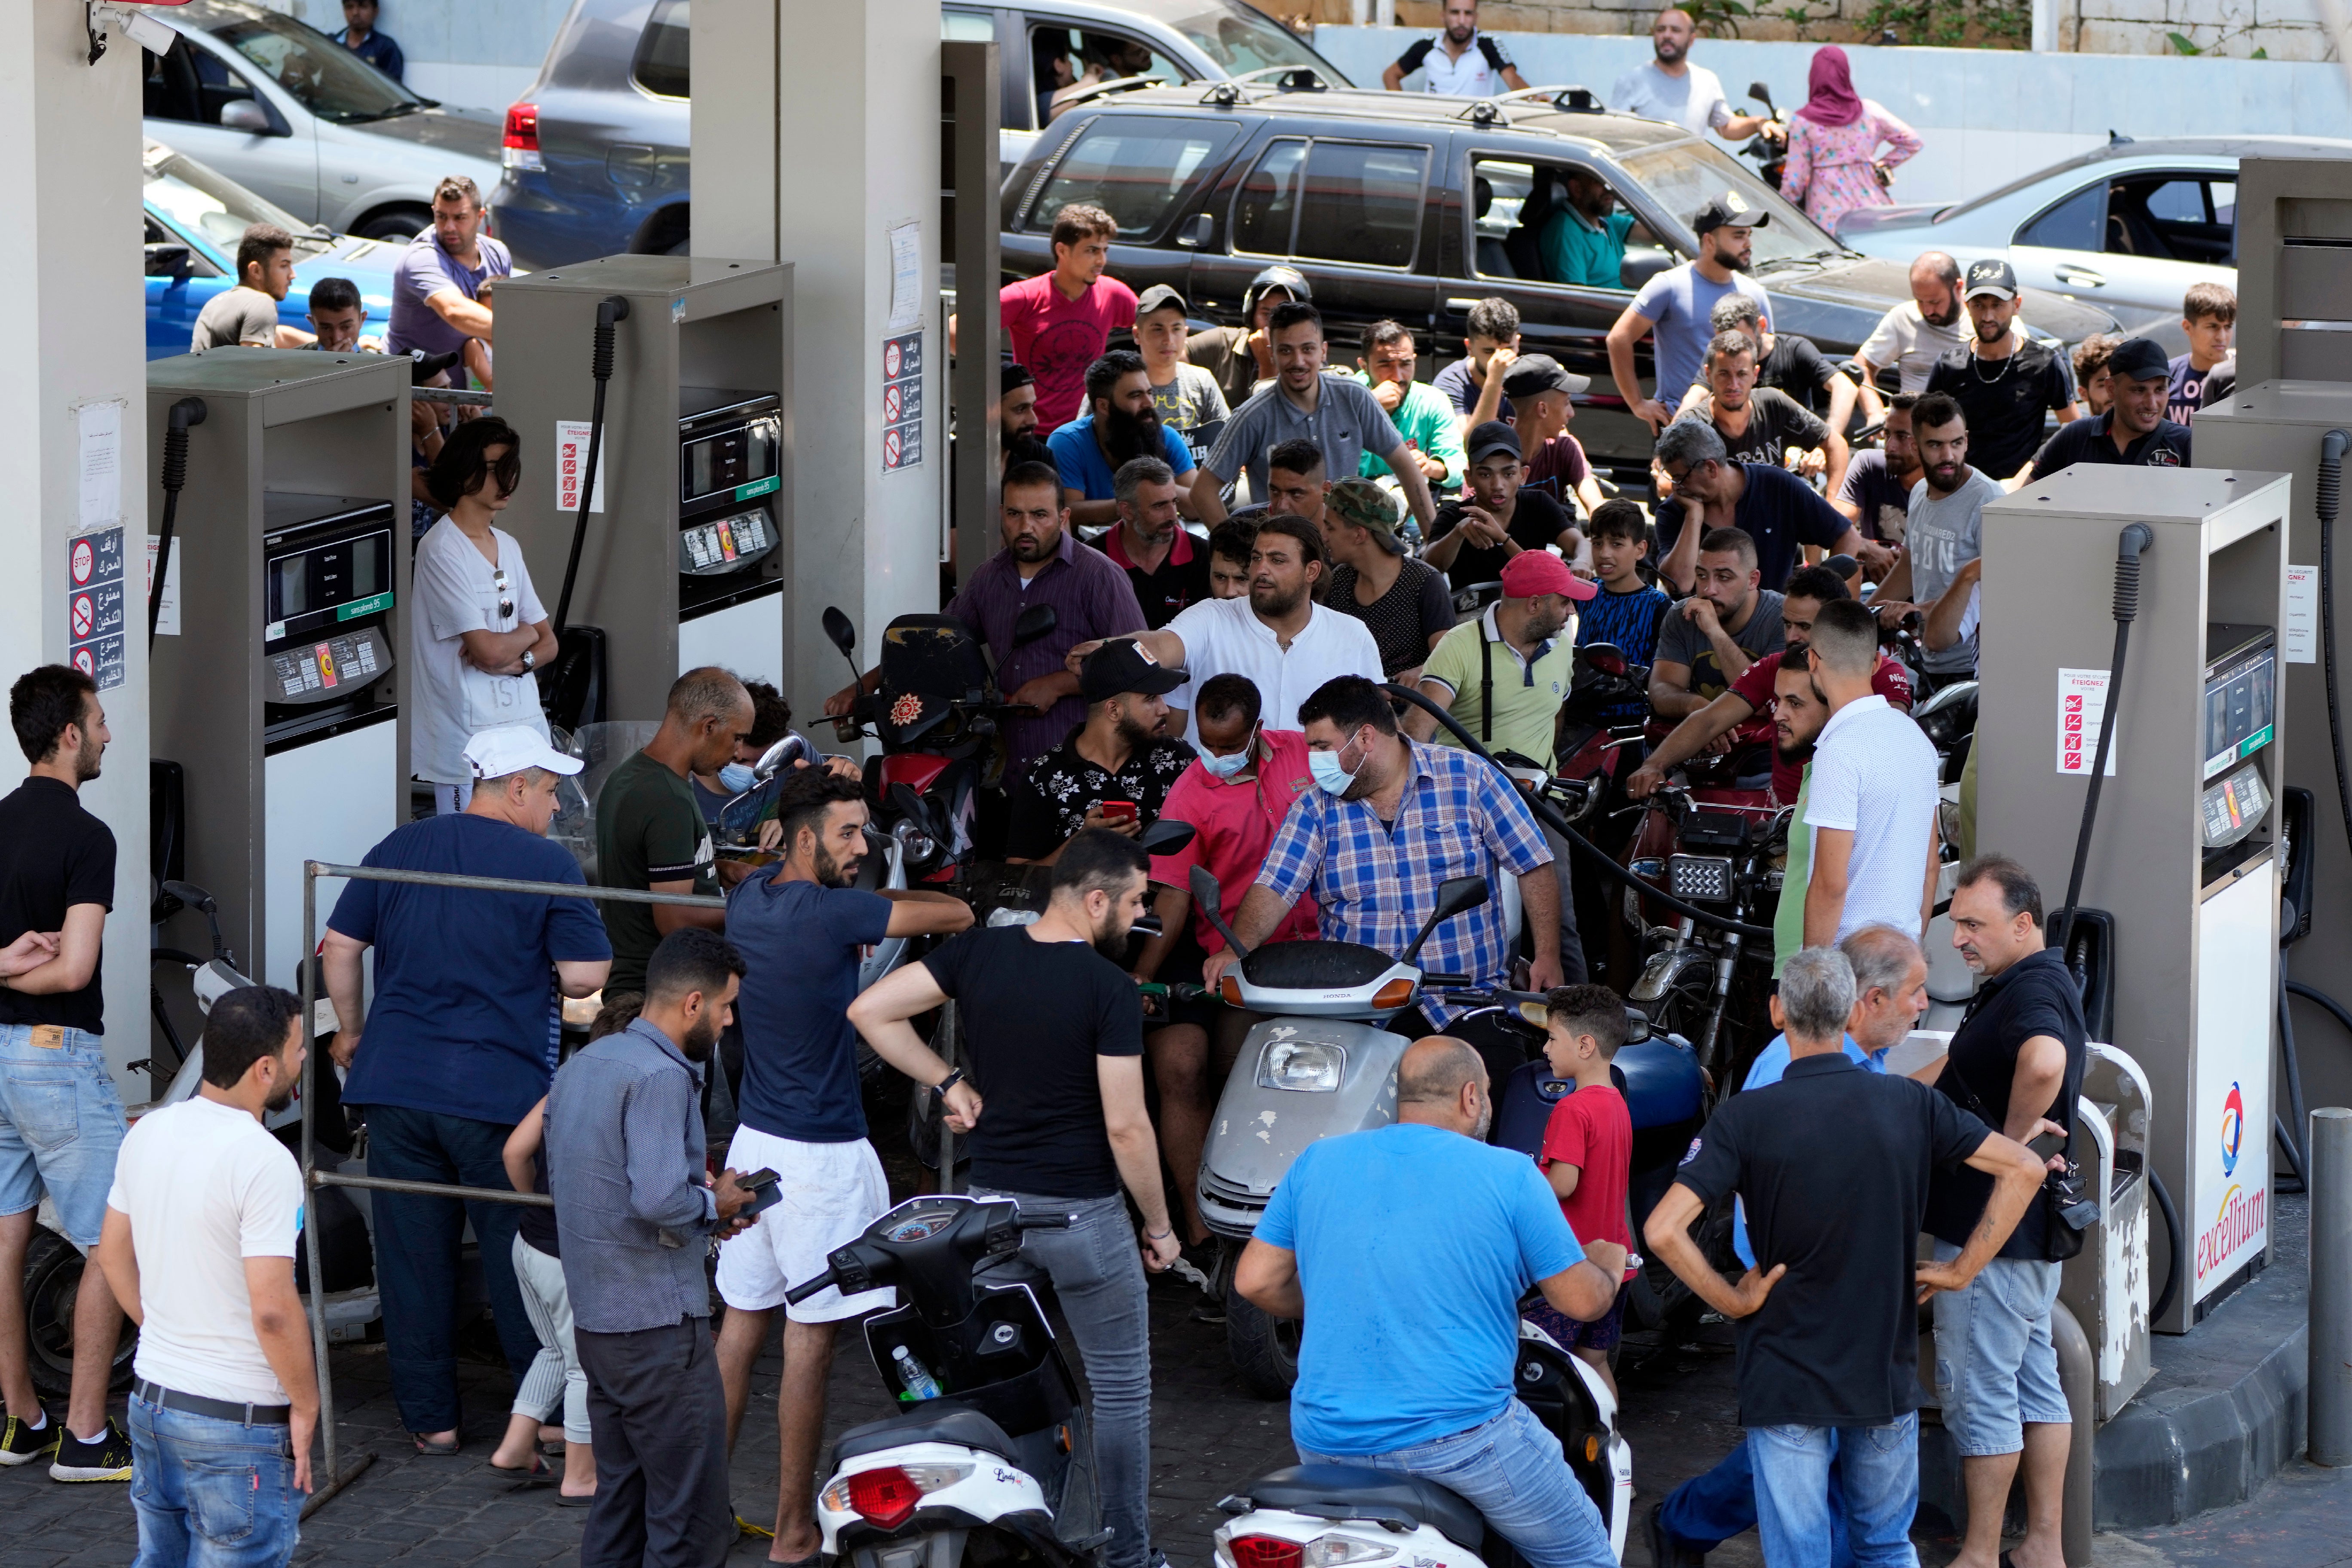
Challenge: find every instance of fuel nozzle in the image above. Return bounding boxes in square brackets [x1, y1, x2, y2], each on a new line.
[2112, 522, 2153, 625]
[592, 295, 631, 382]
[160, 397, 207, 493]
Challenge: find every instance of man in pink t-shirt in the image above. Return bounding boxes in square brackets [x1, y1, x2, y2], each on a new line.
[1001, 202, 1139, 435]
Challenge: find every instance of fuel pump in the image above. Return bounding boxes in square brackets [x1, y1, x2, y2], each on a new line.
[494, 257, 793, 726]
[144, 349, 411, 994]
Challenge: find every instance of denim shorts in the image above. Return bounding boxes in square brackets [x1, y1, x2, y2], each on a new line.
[1929, 1241, 2068, 1457]
[0, 1023, 128, 1248]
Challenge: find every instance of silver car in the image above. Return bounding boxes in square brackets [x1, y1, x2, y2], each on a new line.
[1835, 135, 2352, 341]
[140, 0, 504, 241]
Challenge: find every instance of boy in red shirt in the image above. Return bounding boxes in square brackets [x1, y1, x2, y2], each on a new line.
[1530, 983, 1636, 1396]
[998, 203, 1138, 435]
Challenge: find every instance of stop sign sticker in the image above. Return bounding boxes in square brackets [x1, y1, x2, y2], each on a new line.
[885, 341, 903, 378]
[71, 538, 94, 585]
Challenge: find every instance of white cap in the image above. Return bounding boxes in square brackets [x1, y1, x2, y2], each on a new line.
[464, 724, 583, 780]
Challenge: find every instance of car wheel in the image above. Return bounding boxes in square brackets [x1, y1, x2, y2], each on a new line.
[23, 1227, 137, 1401]
[357, 208, 431, 242]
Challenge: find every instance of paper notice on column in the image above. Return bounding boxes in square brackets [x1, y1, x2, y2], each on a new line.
[554, 420, 606, 512]
[145, 535, 183, 636]
[77, 401, 122, 529]
[2057, 668, 2117, 777]
[886, 220, 922, 332]
[2286, 564, 2317, 664]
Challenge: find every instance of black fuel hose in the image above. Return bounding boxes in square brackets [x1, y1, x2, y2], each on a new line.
[1381, 683, 1776, 943]
[2149, 1164, 2183, 1324]
[551, 295, 631, 639]
[147, 397, 207, 646]
[2053, 524, 2153, 949]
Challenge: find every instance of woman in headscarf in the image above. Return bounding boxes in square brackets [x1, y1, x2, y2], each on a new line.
[1779, 46, 1921, 235]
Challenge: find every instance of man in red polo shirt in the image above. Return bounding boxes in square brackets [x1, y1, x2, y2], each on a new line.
[1136, 674, 1317, 1277]
[999, 203, 1138, 435]
[1627, 564, 1910, 807]
[1095, 457, 1211, 631]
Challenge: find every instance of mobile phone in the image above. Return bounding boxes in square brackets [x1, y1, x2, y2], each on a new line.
[736, 1167, 784, 1219]
[1099, 800, 1138, 824]
[2027, 1131, 2067, 1163]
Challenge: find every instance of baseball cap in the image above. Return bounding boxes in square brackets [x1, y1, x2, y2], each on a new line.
[1080, 639, 1188, 703]
[1465, 420, 1522, 464]
[1501, 549, 1598, 603]
[1135, 283, 1189, 319]
[466, 724, 584, 780]
[1325, 478, 1406, 555]
[2107, 336, 2170, 383]
[1501, 354, 1591, 400]
[1692, 190, 1770, 236]
[1963, 258, 2019, 301]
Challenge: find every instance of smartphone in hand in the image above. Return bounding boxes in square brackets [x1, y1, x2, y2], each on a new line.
[1099, 800, 1138, 824]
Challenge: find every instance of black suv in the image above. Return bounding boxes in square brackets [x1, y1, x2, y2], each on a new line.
[998, 83, 2117, 472]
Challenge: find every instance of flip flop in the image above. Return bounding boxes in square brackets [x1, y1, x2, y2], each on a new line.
[556, 1490, 595, 1508]
[410, 1433, 462, 1457]
[487, 1454, 555, 1487]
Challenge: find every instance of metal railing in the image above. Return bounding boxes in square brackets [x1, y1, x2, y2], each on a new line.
[294, 857, 726, 1516]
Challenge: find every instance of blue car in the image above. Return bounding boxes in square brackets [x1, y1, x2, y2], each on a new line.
[144, 137, 402, 359]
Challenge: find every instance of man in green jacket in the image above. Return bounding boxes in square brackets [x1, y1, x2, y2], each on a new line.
[1354, 320, 1465, 493]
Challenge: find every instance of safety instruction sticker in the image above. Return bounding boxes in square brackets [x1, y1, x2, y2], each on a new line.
[554, 420, 607, 513]
[2286, 564, 2316, 665]
[2056, 668, 2116, 777]
[882, 330, 924, 474]
[66, 525, 126, 692]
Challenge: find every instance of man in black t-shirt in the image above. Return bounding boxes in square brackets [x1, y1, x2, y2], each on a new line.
[2024, 337, 2190, 481]
[1680, 331, 1846, 495]
[1910, 857, 2089, 1568]
[1006, 642, 1194, 862]
[1833, 392, 1922, 546]
[848, 831, 1178, 1568]
[1424, 422, 1579, 594]
[0, 665, 134, 1480]
[1653, 419, 1869, 594]
[1923, 260, 2080, 487]
[1646, 945, 2043, 1568]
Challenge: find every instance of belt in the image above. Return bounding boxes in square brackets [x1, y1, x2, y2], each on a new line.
[134, 1379, 292, 1426]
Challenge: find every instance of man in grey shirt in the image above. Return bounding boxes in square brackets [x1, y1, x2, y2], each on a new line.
[1868, 391, 2000, 683]
[1194, 302, 1436, 533]
[547, 928, 757, 1567]
[192, 224, 300, 351]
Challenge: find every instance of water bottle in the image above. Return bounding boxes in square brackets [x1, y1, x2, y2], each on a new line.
[893, 1345, 943, 1402]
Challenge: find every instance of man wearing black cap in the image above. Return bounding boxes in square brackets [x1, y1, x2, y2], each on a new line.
[1001, 363, 1055, 474]
[1608, 192, 1774, 434]
[1006, 642, 1195, 864]
[1923, 260, 2081, 488]
[2021, 337, 2190, 481]
[1502, 355, 1606, 519]
[1426, 422, 1584, 594]
[1136, 284, 1230, 444]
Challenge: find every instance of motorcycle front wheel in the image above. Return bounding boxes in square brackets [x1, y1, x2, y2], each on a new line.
[1225, 1282, 1300, 1400]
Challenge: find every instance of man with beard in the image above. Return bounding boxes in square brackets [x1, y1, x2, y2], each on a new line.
[1833, 392, 1922, 548]
[1686, 292, 1863, 442]
[1541, 168, 1645, 289]
[1383, 0, 1529, 95]
[1001, 363, 1056, 475]
[0, 665, 133, 1480]
[1007, 641, 1196, 862]
[1196, 302, 1436, 534]
[1051, 350, 1200, 527]
[1098, 456, 1212, 628]
[1611, 8, 1781, 142]
[547, 929, 761, 1567]
[1867, 392, 2002, 689]
[1859, 251, 1969, 395]
[1923, 260, 2080, 486]
[1066, 515, 1382, 746]
[1608, 194, 1776, 433]
[851, 831, 1180, 1568]
[713, 770, 973, 1563]
[97, 986, 317, 1564]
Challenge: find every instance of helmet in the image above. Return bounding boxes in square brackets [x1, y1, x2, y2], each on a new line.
[1242, 265, 1312, 323]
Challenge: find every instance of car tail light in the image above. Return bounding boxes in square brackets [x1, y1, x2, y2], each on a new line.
[1229, 1537, 1306, 1568]
[502, 102, 544, 171]
[1371, 977, 1416, 1010]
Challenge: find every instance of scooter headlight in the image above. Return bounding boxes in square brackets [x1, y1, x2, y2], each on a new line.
[1259, 1039, 1345, 1092]
[823, 1463, 974, 1525]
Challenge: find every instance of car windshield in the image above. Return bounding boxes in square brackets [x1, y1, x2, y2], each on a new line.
[1618, 142, 1843, 267]
[195, 3, 424, 123]
[143, 142, 336, 257]
[1166, 4, 1352, 84]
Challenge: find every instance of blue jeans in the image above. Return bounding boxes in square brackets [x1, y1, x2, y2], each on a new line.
[0, 1023, 127, 1247]
[129, 1395, 301, 1567]
[1659, 1435, 1852, 1567]
[361, 1103, 541, 1434]
[1300, 1400, 1616, 1568]
[972, 1188, 1154, 1568]
[1746, 1412, 1920, 1568]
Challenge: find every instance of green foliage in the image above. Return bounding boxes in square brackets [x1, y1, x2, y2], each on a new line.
[2167, 30, 2203, 52]
[1677, 0, 1758, 37]
[1852, 0, 2032, 47]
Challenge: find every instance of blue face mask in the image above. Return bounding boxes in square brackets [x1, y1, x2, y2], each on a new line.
[718, 763, 758, 794]
[1194, 724, 1259, 781]
[1308, 735, 1361, 796]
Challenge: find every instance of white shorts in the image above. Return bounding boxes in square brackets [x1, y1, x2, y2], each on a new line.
[714, 1126, 896, 1321]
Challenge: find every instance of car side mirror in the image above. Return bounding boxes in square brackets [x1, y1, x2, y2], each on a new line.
[1620, 245, 1675, 292]
[1011, 604, 1059, 647]
[822, 606, 857, 658]
[219, 98, 273, 134]
[144, 242, 192, 281]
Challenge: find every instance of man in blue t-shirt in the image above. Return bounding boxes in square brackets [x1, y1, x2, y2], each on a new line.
[322, 725, 612, 1453]
[1608, 193, 1775, 435]
[710, 768, 972, 1562]
[1239, 1038, 1629, 1568]
[1049, 349, 1199, 527]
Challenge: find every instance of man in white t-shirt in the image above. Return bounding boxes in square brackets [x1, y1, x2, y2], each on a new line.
[1064, 514, 1382, 746]
[1381, 0, 1529, 95]
[1800, 600, 1940, 946]
[98, 985, 316, 1565]
[1858, 252, 1969, 395]
[1608, 8, 1780, 143]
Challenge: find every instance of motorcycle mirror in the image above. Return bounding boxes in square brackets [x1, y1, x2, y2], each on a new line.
[1401, 876, 1490, 967]
[1136, 818, 1196, 858]
[1582, 643, 1627, 678]
[1188, 864, 1247, 956]
[1823, 554, 1860, 583]
[1621, 1005, 1652, 1045]
[1748, 80, 1774, 109]
[822, 606, 858, 658]
[753, 733, 809, 782]
[888, 781, 939, 845]
[1010, 603, 1059, 648]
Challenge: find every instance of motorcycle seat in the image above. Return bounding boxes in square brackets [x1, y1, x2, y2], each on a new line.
[1244, 1465, 1486, 1550]
[830, 1401, 1019, 1470]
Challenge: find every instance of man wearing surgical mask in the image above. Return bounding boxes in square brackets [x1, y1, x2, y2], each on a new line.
[689, 679, 861, 844]
[1136, 674, 1320, 1271]
[1202, 675, 1561, 1086]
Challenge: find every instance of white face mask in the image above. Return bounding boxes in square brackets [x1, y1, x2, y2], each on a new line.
[1309, 732, 1363, 796]
[717, 763, 758, 794]
[1194, 723, 1259, 781]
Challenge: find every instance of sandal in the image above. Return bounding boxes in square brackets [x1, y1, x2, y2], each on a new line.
[410, 1433, 462, 1457]
[557, 1489, 596, 1508]
[488, 1454, 555, 1486]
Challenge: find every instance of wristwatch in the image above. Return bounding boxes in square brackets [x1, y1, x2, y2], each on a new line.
[520, 649, 536, 671]
[931, 1068, 966, 1099]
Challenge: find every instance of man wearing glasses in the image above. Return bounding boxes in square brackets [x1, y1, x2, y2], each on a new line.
[413, 417, 560, 813]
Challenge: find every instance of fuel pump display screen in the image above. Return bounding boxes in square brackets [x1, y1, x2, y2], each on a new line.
[266, 527, 393, 645]
[2202, 625, 2275, 782]
[682, 415, 780, 508]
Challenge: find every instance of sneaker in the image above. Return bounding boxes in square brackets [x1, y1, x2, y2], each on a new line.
[0, 1412, 58, 1467]
[50, 1419, 133, 1482]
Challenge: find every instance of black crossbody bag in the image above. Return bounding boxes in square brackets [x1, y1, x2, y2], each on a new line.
[1937, 1013, 2095, 1263]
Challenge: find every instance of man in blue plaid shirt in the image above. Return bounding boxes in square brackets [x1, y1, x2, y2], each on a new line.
[1202, 676, 1561, 1031]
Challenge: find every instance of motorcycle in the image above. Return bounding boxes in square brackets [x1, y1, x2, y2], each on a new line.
[796, 1195, 1111, 1568]
[1736, 80, 1790, 190]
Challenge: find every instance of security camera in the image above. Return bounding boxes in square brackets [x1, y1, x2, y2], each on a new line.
[90, 2, 183, 59]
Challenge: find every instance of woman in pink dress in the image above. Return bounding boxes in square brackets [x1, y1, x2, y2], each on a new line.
[1779, 46, 1921, 236]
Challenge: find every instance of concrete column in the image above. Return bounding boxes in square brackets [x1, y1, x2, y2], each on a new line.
[0, 3, 152, 1085]
[692, 0, 945, 726]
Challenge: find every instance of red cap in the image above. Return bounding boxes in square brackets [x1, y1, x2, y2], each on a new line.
[1501, 549, 1597, 602]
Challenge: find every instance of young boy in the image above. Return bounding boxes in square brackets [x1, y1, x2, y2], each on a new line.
[2168, 282, 2236, 424]
[1530, 983, 1637, 1396]
[1134, 284, 1229, 438]
[1575, 499, 1670, 728]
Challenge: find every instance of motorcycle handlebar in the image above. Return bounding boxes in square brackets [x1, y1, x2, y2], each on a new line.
[784, 1268, 837, 1307]
[1017, 1212, 1074, 1231]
